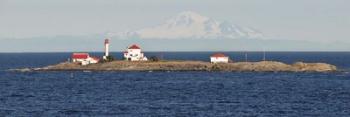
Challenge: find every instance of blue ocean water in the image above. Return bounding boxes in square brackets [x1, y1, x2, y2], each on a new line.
[1, 52, 350, 116]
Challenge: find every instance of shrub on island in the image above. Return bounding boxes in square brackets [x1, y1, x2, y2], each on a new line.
[102, 56, 115, 62]
[149, 56, 160, 62]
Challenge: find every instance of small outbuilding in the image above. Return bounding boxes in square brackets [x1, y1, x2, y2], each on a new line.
[72, 53, 100, 65]
[210, 53, 229, 63]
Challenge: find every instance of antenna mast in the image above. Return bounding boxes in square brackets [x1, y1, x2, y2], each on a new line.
[245, 52, 248, 62]
[263, 48, 266, 61]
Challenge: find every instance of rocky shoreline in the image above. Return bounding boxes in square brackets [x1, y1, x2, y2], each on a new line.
[12, 61, 337, 72]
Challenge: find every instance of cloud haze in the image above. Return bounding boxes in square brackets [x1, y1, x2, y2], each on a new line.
[0, 0, 349, 52]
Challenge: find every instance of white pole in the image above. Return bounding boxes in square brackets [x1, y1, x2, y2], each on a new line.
[105, 43, 109, 57]
[103, 39, 110, 60]
[263, 48, 266, 61]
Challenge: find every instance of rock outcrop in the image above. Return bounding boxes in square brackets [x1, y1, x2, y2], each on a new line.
[292, 62, 337, 72]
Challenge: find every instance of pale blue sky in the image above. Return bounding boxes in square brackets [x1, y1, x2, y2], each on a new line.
[0, 0, 349, 52]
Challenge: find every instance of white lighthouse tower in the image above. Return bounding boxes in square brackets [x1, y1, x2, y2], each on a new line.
[103, 38, 110, 60]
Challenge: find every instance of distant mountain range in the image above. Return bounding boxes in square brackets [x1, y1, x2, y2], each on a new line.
[110, 11, 264, 39]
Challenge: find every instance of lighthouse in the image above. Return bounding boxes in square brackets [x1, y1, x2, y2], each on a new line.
[103, 38, 110, 60]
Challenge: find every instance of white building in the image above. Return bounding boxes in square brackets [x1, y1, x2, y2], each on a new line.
[210, 53, 229, 63]
[123, 44, 148, 61]
[72, 53, 100, 65]
[103, 38, 110, 60]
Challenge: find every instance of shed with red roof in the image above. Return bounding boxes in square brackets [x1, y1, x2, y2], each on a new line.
[210, 53, 229, 63]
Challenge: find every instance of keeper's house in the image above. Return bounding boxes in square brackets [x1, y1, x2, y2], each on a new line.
[72, 53, 100, 65]
[123, 44, 148, 61]
[210, 53, 229, 63]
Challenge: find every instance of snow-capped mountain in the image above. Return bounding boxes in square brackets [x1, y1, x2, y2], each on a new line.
[111, 11, 264, 39]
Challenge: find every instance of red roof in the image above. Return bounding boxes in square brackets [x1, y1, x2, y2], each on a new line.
[72, 53, 89, 59]
[211, 53, 227, 57]
[128, 44, 141, 49]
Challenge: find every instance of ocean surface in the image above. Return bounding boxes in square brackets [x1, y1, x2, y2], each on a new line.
[1, 52, 350, 116]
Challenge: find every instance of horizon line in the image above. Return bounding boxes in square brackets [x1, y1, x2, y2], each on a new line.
[1, 50, 350, 53]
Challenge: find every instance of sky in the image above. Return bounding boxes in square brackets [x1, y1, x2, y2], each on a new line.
[0, 0, 349, 51]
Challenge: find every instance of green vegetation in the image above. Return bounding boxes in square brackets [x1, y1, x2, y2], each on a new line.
[211, 64, 221, 71]
[102, 56, 115, 62]
[149, 56, 160, 62]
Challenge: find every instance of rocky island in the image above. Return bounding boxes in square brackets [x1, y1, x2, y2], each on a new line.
[16, 60, 336, 72]
[10, 40, 338, 73]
